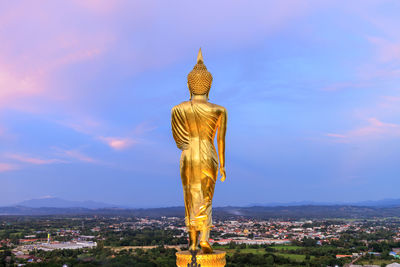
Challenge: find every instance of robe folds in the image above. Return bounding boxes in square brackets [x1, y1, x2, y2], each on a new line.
[171, 100, 226, 231]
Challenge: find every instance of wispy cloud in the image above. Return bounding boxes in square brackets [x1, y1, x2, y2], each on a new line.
[325, 133, 346, 139]
[57, 118, 102, 136]
[349, 118, 400, 137]
[377, 96, 400, 112]
[0, 163, 17, 173]
[368, 36, 400, 63]
[0, 2, 112, 112]
[58, 149, 98, 163]
[326, 117, 400, 142]
[38, 195, 54, 199]
[70, 0, 120, 14]
[0, 65, 46, 108]
[6, 154, 66, 165]
[132, 122, 157, 135]
[58, 118, 149, 151]
[98, 136, 135, 150]
[382, 96, 400, 102]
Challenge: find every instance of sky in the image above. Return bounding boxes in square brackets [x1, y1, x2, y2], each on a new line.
[1, 1, 400, 207]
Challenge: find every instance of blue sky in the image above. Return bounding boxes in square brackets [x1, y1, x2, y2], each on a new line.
[1, 1, 400, 207]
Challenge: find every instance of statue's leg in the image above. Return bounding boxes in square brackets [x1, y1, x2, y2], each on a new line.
[200, 227, 213, 253]
[199, 165, 217, 254]
[189, 228, 199, 251]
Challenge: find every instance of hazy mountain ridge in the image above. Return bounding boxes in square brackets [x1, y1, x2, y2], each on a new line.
[2, 197, 400, 218]
[248, 198, 400, 207]
[11, 197, 400, 210]
[15, 197, 119, 209]
[2, 205, 400, 219]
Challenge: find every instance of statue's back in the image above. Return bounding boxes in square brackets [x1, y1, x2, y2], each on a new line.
[173, 101, 225, 146]
[172, 49, 227, 258]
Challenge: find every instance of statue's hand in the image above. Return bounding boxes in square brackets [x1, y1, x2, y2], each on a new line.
[220, 167, 226, 182]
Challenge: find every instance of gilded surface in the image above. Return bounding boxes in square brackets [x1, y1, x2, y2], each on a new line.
[171, 49, 227, 254]
[176, 251, 226, 267]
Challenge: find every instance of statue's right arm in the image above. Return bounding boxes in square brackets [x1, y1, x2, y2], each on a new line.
[171, 106, 189, 150]
[217, 108, 227, 182]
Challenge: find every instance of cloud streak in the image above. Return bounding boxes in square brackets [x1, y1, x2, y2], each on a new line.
[59, 149, 98, 164]
[0, 163, 17, 172]
[6, 154, 66, 165]
[98, 136, 135, 150]
[0, 2, 112, 112]
[58, 118, 150, 151]
[368, 36, 400, 63]
[326, 118, 400, 142]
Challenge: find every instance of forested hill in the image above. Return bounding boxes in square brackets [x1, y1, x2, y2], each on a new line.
[2, 205, 400, 219]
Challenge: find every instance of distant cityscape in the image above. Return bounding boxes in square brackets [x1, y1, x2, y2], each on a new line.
[2, 214, 400, 266]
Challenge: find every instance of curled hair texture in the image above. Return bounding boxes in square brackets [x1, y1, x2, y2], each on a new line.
[187, 62, 213, 95]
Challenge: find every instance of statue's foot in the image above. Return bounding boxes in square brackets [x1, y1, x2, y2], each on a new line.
[200, 241, 213, 254]
[189, 243, 198, 251]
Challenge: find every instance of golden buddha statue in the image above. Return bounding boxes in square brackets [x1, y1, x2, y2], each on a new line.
[171, 48, 227, 255]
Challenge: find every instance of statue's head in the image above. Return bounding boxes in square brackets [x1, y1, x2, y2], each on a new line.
[187, 48, 213, 98]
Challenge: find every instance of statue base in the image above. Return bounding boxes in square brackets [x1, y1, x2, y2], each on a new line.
[176, 250, 226, 267]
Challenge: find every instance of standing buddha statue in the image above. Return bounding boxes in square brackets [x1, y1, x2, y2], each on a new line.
[171, 48, 227, 254]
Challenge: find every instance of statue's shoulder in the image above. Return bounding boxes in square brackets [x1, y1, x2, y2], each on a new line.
[171, 101, 190, 112]
[208, 102, 227, 114]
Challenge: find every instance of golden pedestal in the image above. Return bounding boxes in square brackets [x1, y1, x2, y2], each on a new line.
[176, 250, 226, 267]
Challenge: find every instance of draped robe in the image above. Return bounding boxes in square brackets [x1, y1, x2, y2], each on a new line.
[171, 100, 226, 231]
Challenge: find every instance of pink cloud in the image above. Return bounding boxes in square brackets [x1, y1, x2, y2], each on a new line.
[0, 2, 113, 112]
[57, 118, 103, 136]
[69, 0, 121, 14]
[382, 96, 400, 102]
[367, 37, 400, 63]
[0, 163, 17, 172]
[0, 1, 315, 116]
[326, 117, 400, 142]
[132, 122, 157, 135]
[58, 117, 149, 151]
[98, 136, 135, 150]
[0, 65, 46, 107]
[60, 149, 97, 163]
[376, 96, 400, 112]
[58, 119, 138, 150]
[348, 118, 397, 137]
[6, 154, 65, 165]
[326, 133, 346, 138]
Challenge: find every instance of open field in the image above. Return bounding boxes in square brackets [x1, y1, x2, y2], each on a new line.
[357, 259, 400, 265]
[224, 248, 266, 256]
[272, 245, 302, 251]
[106, 245, 184, 252]
[275, 252, 314, 261]
[216, 245, 314, 262]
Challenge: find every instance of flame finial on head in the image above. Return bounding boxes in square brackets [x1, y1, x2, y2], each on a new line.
[197, 48, 204, 63]
[187, 48, 213, 95]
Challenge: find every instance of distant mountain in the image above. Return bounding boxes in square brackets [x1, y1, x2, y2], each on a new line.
[248, 198, 400, 208]
[1, 205, 400, 219]
[350, 198, 400, 207]
[247, 201, 334, 207]
[0, 206, 93, 216]
[213, 205, 400, 219]
[10, 197, 400, 210]
[2, 197, 400, 217]
[16, 197, 118, 209]
[0, 206, 184, 216]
